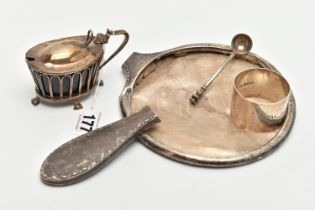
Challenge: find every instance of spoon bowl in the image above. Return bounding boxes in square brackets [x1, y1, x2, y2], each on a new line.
[231, 33, 253, 55]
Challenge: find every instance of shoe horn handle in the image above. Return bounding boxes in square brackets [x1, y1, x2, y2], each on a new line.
[40, 106, 160, 186]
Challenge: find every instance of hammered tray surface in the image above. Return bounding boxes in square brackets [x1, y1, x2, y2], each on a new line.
[120, 44, 295, 167]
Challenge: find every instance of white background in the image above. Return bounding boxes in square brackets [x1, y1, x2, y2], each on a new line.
[0, 0, 314, 209]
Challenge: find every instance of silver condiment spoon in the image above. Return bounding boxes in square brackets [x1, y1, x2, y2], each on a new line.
[189, 33, 253, 105]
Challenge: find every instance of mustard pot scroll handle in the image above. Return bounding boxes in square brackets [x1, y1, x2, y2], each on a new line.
[92, 28, 129, 70]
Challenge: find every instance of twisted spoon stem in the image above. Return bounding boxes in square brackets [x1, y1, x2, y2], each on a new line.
[190, 53, 235, 105]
